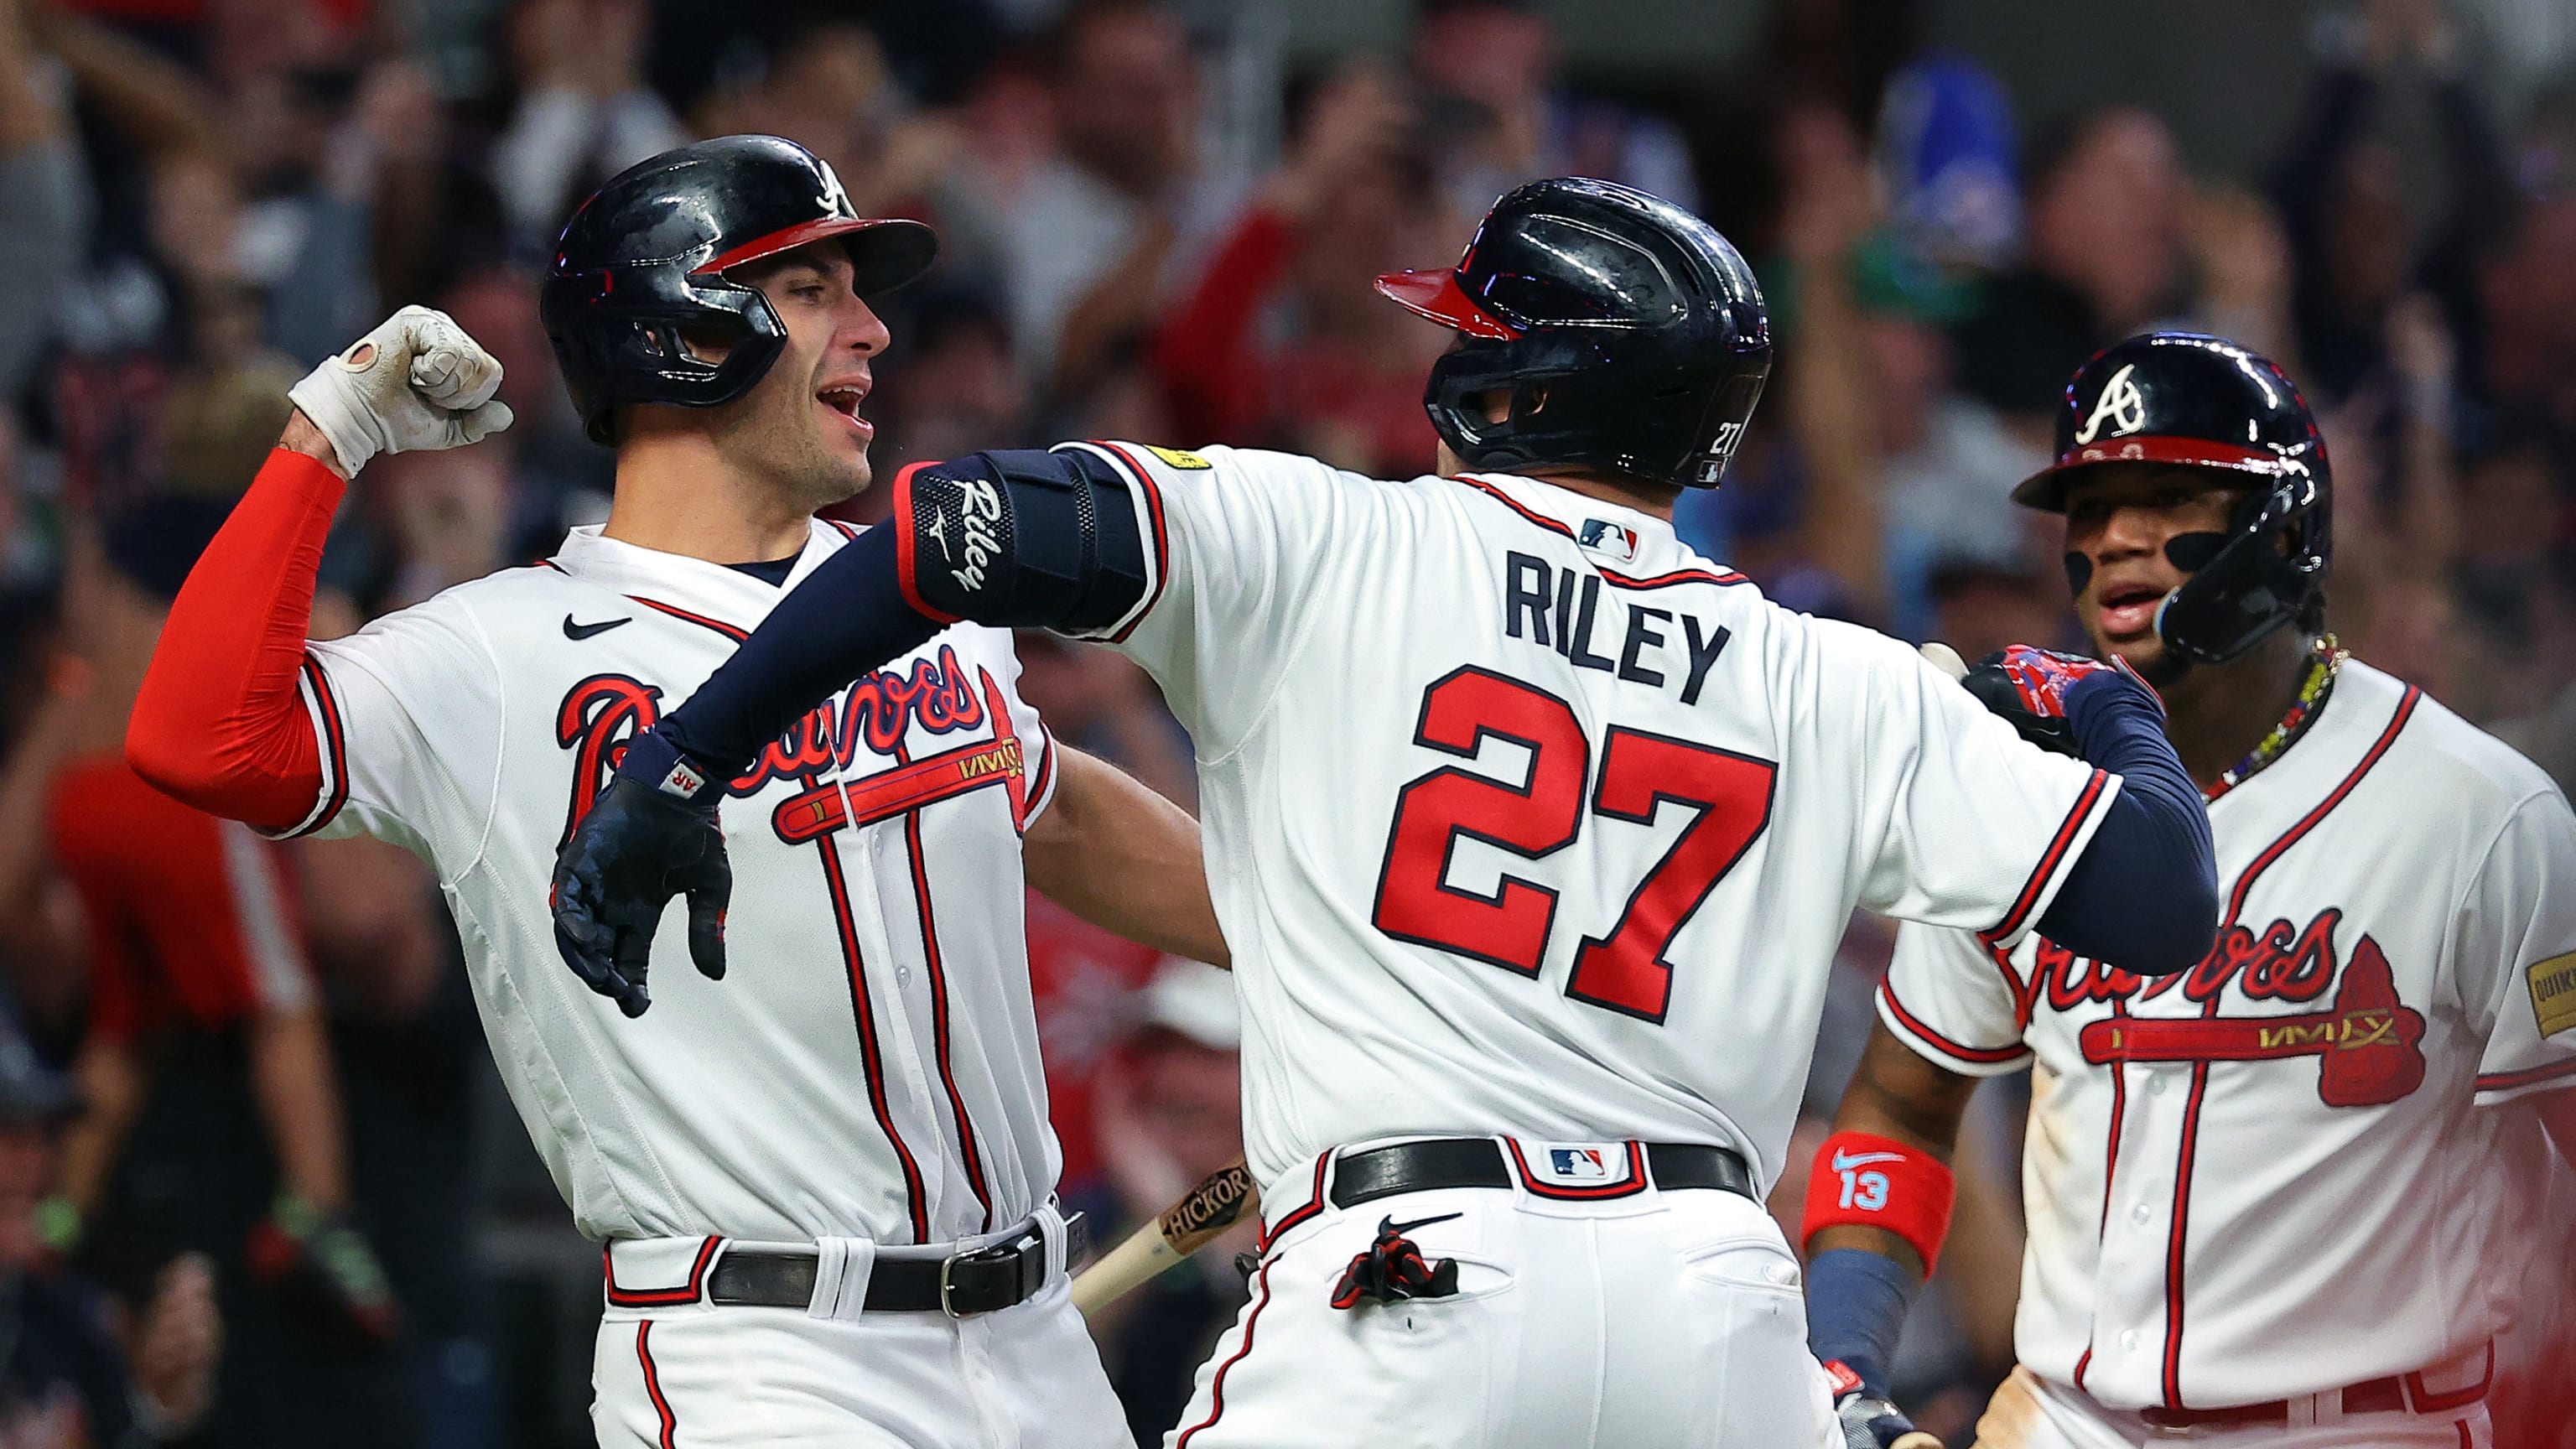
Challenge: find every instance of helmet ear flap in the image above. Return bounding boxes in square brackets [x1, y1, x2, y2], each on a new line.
[2153, 476, 2329, 664]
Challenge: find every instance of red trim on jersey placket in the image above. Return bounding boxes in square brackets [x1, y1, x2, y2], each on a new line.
[1877, 978, 2029, 1065]
[890, 733, 996, 1233]
[1983, 770, 2111, 946]
[816, 837, 932, 1241]
[2475, 1057, 2576, 1093]
[1088, 443, 1172, 644]
[2072, 995, 2128, 1397]
[2157, 686, 2420, 1410]
[636, 1322, 678, 1449]
[603, 1235, 724, 1308]
[622, 587, 950, 1236]
[826, 519, 860, 542]
[289, 653, 351, 838]
[2161, 1054, 2214, 1406]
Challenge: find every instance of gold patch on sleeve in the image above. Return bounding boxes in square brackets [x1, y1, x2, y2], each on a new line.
[1144, 444, 1213, 470]
[2527, 951, 2576, 1037]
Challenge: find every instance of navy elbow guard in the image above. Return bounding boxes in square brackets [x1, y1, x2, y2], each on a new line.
[895, 448, 1150, 631]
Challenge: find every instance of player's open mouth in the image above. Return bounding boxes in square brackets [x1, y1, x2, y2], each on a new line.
[817, 384, 872, 439]
[2096, 583, 2169, 639]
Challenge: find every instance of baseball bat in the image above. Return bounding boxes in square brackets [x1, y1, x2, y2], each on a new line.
[1071, 1159, 1261, 1317]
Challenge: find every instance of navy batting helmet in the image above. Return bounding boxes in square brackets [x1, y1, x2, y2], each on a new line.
[1375, 177, 1772, 490]
[2013, 332, 2330, 666]
[540, 135, 938, 445]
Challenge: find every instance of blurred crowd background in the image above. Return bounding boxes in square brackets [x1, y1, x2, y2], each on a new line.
[0, 0, 2571, 1442]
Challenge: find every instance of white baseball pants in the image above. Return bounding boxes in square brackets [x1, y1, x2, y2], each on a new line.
[1974, 1365, 2494, 1449]
[1163, 1142, 1843, 1449]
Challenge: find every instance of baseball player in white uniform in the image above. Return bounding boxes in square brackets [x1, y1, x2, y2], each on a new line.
[549, 179, 2224, 1449]
[1801, 334, 2576, 1448]
[127, 137, 1223, 1446]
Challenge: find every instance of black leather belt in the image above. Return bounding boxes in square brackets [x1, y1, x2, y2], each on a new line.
[705, 1223, 1055, 1316]
[1328, 1138, 1755, 1208]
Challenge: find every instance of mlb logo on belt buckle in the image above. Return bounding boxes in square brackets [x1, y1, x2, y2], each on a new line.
[1514, 1140, 1641, 1197]
[1550, 1146, 1611, 1179]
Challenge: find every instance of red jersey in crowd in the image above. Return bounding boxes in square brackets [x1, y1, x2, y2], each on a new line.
[48, 751, 315, 1042]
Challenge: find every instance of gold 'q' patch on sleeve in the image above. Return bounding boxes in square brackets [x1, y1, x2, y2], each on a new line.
[1144, 444, 1213, 470]
[2528, 951, 2576, 1037]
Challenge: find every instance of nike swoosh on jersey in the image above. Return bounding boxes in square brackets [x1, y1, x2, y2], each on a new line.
[1830, 1150, 1905, 1171]
[563, 615, 633, 640]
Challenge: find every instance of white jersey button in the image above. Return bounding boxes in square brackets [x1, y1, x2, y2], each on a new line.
[2130, 1202, 2153, 1225]
[2120, 1330, 2141, 1351]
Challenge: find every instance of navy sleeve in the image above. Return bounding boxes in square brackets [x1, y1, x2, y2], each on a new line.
[657, 525, 941, 776]
[2036, 673, 2219, 975]
[1804, 1247, 1919, 1397]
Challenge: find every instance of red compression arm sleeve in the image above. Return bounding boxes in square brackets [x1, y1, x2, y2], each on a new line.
[127, 447, 339, 830]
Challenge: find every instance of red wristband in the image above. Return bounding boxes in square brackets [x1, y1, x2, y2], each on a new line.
[1800, 1130, 1956, 1273]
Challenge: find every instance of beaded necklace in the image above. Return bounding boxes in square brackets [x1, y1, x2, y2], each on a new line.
[2202, 633, 2345, 803]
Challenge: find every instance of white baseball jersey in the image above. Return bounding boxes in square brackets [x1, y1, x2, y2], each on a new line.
[1883, 661, 2576, 1412]
[1057, 443, 2120, 1192]
[274, 520, 1065, 1246]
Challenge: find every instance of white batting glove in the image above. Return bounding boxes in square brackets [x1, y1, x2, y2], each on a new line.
[288, 305, 515, 475]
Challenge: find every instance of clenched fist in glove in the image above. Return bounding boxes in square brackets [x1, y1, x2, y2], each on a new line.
[552, 730, 733, 1017]
[287, 305, 514, 475]
[1957, 645, 2160, 757]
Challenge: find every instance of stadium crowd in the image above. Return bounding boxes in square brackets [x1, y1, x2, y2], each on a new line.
[0, 0, 2568, 1442]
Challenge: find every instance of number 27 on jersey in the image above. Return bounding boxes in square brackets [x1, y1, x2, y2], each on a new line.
[1370, 667, 1778, 1024]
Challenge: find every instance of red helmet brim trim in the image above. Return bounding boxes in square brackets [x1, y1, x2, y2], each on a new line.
[1374, 269, 1519, 340]
[2012, 436, 2294, 510]
[693, 216, 935, 281]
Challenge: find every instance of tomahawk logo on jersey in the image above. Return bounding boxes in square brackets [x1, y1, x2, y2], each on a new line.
[1883, 661, 2576, 1413]
[276, 520, 1062, 1249]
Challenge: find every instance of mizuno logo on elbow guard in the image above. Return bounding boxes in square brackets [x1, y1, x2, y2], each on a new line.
[945, 477, 1004, 591]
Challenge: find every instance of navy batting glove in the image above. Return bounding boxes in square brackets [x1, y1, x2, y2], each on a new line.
[1960, 646, 2160, 757]
[1824, 1358, 1942, 1449]
[551, 731, 732, 1017]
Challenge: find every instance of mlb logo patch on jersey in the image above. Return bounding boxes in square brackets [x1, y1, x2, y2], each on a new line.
[1577, 519, 1639, 563]
[1519, 1140, 1639, 1194]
